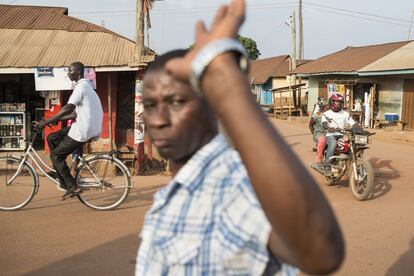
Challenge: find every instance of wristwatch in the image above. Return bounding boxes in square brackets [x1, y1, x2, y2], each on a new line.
[189, 38, 249, 94]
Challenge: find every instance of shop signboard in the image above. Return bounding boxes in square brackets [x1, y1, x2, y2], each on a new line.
[35, 67, 72, 91]
[34, 67, 97, 91]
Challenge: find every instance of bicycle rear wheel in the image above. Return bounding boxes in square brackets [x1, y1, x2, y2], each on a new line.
[76, 156, 131, 210]
[0, 157, 37, 211]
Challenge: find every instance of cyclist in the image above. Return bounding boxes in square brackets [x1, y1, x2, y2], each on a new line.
[35, 62, 103, 200]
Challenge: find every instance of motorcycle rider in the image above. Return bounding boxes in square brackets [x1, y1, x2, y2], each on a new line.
[322, 93, 363, 175]
[309, 98, 329, 172]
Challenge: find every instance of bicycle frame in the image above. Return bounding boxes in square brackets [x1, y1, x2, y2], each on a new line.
[7, 132, 59, 186]
[6, 131, 103, 189]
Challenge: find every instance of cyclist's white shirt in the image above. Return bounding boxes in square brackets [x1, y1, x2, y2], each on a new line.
[322, 110, 355, 137]
[68, 78, 103, 142]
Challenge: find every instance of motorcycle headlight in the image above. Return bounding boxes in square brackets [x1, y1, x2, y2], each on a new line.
[355, 135, 368, 145]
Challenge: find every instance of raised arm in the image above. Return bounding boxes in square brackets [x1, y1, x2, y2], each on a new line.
[166, 0, 344, 274]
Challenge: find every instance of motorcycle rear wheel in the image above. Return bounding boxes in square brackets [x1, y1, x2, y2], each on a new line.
[349, 158, 374, 201]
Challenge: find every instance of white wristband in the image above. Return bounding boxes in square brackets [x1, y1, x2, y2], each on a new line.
[189, 38, 248, 94]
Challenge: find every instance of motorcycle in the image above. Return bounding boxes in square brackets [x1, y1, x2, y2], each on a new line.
[311, 128, 376, 201]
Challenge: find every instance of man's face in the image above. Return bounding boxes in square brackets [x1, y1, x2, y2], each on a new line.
[142, 70, 216, 161]
[67, 65, 80, 81]
[332, 100, 343, 111]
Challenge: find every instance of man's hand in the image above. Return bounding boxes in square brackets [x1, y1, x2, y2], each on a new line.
[165, 0, 245, 81]
[33, 120, 47, 130]
[34, 120, 58, 130]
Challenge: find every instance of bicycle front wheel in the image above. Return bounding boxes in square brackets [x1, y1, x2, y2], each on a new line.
[76, 156, 131, 210]
[0, 157, 37, 211]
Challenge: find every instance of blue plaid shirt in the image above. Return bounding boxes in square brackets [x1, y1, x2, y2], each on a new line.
[136, 134, 296, 275]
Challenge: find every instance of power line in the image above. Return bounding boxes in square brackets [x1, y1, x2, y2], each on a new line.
[69, 2, 410, 28]
[305, 6, 410, 28]
[71, 6, 296, 17]
[70, 1, 408, 26]
[305, 2, 410, 24]
[71, 2, 297, 15]
[256, 22, 286, 42]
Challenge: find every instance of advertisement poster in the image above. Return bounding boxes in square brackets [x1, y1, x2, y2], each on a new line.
[134, 80, 145, 144]
[327, 83, 345, 98]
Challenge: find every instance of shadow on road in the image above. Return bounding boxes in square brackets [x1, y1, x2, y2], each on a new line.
[386, 237, 414, 276]
[23, 234, 140, 276]
[316, 157, 398, 201]
[121, 184, 166, 208]
[282, 132, 310, 139]
[369, 157, 400, 200]
[288, 142, 301, 147]
[22, 198, 80, 211]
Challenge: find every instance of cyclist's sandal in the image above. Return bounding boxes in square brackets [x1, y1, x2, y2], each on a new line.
[61, 186, 82, 201]
[69, 187, 83, 198]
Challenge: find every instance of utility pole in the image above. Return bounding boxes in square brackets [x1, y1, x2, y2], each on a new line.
[298, 0, 303, 64]
[135, 0, 144, 63]
[408, 10, 414, 40]
[291, 11, 297, 85]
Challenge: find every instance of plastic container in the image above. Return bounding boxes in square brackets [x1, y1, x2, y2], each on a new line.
[384, 113, 399, 122]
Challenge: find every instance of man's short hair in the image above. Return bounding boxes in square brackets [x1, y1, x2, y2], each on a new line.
[70, 62, 85, 74]
[147, 49, 187, 74]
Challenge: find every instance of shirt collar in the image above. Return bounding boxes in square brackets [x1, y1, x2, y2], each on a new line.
[174, 134, 229, 192]
[75, 78, 90, 86]
[149, 134, 230, 213]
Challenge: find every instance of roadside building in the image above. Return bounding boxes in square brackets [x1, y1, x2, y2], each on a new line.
[295, 41, 414, 129]
[249, 55, 310, 116]
[0, 4, 155, 157]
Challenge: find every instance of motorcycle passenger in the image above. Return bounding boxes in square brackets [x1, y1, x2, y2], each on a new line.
[322, 94, 362, 175]
[309, 98, 329, 172]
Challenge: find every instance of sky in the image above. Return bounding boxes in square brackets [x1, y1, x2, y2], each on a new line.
[2, 0, 414, 60]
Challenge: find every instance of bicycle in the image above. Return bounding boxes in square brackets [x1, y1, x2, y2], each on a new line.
[0, 130, 132, 211]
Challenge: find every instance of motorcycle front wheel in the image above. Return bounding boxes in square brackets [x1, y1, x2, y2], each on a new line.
[349, 158, 374, 200]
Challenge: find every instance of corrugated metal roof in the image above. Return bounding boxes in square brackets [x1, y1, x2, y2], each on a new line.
[0, 4, 113, 34]
[249, 55, 290, 84]
[0, 5, 154, 68]
[295, 41, 409, 75]
[360, 41, 414, 72]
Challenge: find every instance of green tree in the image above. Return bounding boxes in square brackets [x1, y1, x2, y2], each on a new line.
[237, 35, 261, 60]
[188, 35, 261, 60]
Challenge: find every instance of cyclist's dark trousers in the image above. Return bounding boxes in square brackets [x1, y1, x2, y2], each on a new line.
[47, 128, 83, 190]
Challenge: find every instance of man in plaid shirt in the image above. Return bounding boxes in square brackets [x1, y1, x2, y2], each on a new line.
[136, 1, 344, 275]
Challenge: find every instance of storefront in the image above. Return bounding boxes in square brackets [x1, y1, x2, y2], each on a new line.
[311, 77, 378, 128]
[0, 73, 45, 151]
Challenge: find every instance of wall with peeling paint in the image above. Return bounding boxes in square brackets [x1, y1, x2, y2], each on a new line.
[375, 78, 403, 120]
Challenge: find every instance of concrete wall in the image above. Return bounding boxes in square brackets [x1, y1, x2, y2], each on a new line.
[375, 78, 404, 120]
[306, 76, 404, 120]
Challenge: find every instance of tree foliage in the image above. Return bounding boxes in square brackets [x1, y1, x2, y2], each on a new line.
[237, 35, 261, 60]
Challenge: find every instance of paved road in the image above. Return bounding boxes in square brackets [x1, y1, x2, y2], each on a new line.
[1, 119, 413, 276]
